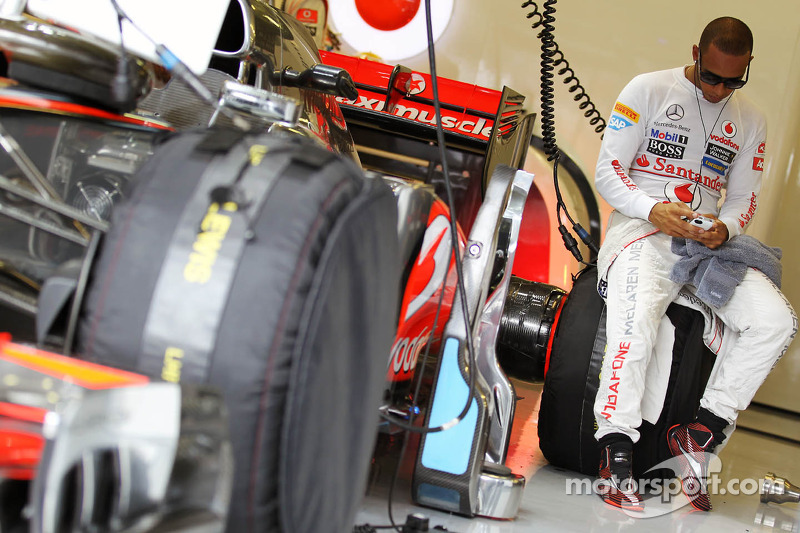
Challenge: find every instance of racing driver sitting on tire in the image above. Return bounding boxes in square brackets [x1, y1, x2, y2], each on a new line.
[592, 16, 797, 512]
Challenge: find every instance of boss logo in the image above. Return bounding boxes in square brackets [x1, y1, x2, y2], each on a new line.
[647, 139, 685, 159]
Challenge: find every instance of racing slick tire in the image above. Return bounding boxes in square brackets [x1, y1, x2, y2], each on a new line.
[538, 267, 715, 479]
[77, 129, 400, 533]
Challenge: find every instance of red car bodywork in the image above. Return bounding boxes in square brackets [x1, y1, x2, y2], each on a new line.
[0, 334, 149, 481]
[321, 50, 552, 389]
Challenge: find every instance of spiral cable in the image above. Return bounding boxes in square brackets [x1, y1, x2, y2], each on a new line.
[537, 0, 559, 159]
[522, 1, 606, 136]
[521, 0, 599, 264]
[553, 49, 606, 134]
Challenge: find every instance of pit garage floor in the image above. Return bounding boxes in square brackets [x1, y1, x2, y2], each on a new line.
[355, 380, 800, 533]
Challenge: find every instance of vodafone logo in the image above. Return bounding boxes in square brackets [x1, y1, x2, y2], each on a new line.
[709, 134, 740, 152]
[408, 73, 426, 95]
[721, 120, 737, 138]
[390, 328, 430, 375]
[296, 8, 318, 23]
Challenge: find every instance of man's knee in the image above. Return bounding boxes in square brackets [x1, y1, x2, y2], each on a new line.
[752, 301, 797, 343]
[777, 303, 798, 342]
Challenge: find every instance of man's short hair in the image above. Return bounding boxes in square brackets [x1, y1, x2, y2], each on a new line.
[699, 17, 753, 56]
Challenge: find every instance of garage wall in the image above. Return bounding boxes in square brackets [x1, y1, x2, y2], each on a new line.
[328, 0, 800, 411]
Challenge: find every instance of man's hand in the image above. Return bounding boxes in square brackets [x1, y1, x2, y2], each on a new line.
[648, 202, 728, 249]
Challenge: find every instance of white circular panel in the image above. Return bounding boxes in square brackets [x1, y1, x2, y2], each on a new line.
[329, 0, 454, 61]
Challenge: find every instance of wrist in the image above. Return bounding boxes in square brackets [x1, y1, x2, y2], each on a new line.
[717, 218, 736, 241]
[643, 199, 661, 223]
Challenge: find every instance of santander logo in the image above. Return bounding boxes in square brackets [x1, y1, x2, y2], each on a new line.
[636, 154, 650, 167]
[674, 183, 694, 203]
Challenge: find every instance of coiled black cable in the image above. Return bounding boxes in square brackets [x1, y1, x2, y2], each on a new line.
[553, 48, 606, 134]
[537, 0, 559, 159]
[522, 0, 607, 136]
[522, 0, 599, 264]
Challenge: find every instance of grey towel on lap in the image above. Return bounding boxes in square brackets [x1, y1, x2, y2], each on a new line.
[671, 235, 782, 308]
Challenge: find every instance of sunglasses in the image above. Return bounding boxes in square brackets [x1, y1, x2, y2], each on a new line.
[697, 51, 750, 89]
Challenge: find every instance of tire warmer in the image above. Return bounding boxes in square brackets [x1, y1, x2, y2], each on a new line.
[79, 129, 401, 533]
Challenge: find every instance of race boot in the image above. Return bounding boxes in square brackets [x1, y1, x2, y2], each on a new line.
[667, 422, 715, 511]
[598, 443, 643, 511]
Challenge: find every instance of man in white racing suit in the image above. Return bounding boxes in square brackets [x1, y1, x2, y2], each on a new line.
[592, 16, 797, 512]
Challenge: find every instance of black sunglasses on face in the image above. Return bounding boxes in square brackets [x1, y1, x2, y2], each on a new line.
[697, 51, 750, 89]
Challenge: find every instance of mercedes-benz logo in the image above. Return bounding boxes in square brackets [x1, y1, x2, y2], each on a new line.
[666, 104, 684, 121]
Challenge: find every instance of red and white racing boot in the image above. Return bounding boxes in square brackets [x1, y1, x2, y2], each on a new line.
[597, 444, 644, 512]
[667, 422, 715, 511]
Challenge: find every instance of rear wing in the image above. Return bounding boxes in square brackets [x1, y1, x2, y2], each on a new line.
[321, 50, 507, 145]
[320, 50, 535, 230]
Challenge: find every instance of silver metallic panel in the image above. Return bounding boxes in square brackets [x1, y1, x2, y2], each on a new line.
[476, 469, 526, 520]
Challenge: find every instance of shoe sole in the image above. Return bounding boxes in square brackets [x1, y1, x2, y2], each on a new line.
[598, 477, 644, 512]
[601, 495, 645, 512]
